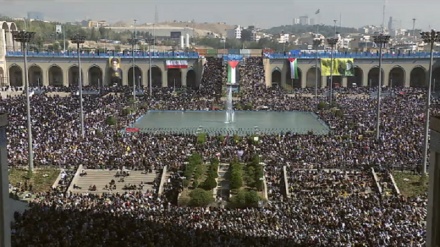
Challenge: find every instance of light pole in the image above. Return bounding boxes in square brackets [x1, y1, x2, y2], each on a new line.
[326, 38, 338, 105]
[130, 19, 137, 103]
[313, 39, 322, 102]
[12, 30, 35, 172]
[149, 27, 153, 97]
[70, 34, 86, 138]
[372, 34, 390, 141]
[421, 30, 440, 175]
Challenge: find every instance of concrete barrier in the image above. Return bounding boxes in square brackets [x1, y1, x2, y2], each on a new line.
[262, 176, 269, 201]
[67, 165, 83, 193]
[388, 172, 401, 195]
[158, 166, 168, 196]
[283, 166, 290, 198]
[371, 167, 382, 194]
[51, 169, 64, 189]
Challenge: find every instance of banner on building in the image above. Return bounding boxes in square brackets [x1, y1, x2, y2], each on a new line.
[288, 58, 299, 79]
[165, 60, 188, 69]
[227, 60, 239, 84]
[321, 58, 354, 76]
[109, 57, 122, 79]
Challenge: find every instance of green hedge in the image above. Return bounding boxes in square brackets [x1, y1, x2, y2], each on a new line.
[230, 189, 260, 208]
[189, 188, 213, 207]
[229, 160, 243, 190]
[197, 133, 207, 144]
[105, 116, 117, 126]
[183, 153, 203, 187]
[244, 155, 264, 191]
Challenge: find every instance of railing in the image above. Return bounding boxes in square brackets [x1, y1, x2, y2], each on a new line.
[6, 51, 200, 59]
[265, 51, 440, 59]
[6, 49, 440, 59]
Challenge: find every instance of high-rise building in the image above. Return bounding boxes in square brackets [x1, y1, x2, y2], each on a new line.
[299, 16, 309, 25]
[388, 17, 393, 34]
[310, 18, 315, 26]
[27, 12, 44, 21]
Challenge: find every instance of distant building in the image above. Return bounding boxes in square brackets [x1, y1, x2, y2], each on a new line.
[88, 20, 109, 28]
[299, 16, 309, 25]
[278, 33, 290, 44]
[293, 18, 300, 25]
[226, 25, 242, 39]
[27, 11, 44, 21]
[388, 17, 393, 36]
[309, 18, 315, 26]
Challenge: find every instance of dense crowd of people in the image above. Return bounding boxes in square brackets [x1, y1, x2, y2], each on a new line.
[3, 57, 433, 246]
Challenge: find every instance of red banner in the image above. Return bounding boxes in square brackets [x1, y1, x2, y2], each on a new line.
[126, 127, 140, 133]
[166, 60, 188, 69]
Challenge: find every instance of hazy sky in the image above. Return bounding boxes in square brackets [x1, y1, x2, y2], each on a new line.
[0, 0, 438, 30]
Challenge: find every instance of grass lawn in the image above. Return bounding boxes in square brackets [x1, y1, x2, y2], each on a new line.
[392, 171, 428, 198]
[9, 167, 60, 193]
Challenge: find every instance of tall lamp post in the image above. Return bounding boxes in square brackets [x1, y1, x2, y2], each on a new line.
[70, 34, 86, 138]
[326, 38, 338, 105]
[421, 30, 440, 175]
[130, 19, 137, 102]
[12, 30, 35, 172]
[372, 34, 391, 141]
[313, 39, 322, 102]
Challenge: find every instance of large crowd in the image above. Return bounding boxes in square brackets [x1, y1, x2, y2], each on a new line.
[3, 57, 434, 246]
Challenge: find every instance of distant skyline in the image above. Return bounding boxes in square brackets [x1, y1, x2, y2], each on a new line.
[0, 0, 438, 31]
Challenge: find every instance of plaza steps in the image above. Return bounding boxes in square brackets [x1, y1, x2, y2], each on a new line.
[69, 169, 157, 194]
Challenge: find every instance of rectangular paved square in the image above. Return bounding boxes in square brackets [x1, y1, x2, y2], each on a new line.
[132, 111, 329, 135]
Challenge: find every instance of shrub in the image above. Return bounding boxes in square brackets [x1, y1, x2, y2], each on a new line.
[189, 188, 214, 207]
[230, 190, 261, 208]
[201, 176, 217, 191]
[105, 116, 117, 126]
[192, 180, 199, 189]
[317, 101, 328, 110]
[121, 108, 132, 116]
[197, 133, 207, 144]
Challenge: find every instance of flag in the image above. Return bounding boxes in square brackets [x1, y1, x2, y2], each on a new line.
[315, 9, 320, 15]
[288, 58, 298, 79]
[165, 60, 188, 69]
[227, 60, 239, 84]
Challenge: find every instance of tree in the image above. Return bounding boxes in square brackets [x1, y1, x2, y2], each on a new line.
[201, 176, 217, 190]
[189, 188, 214, 207]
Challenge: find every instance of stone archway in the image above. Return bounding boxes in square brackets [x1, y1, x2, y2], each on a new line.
[128, 66, 142, 87]
[9, 65, 22, 87]
[285, 67, 302, 89]
[306, 67, 322, 88]
[347, 67, 363, 87]
[410, 67, 427, 88]
[88, 66, 103, 87]
[272, 69, 282, 86]
[48, 66, 63, 87]
[168, 68, 182, 88]
[28, 65, 43, 87]
[148, 66, 163, 88]
[186, 70, 197, 89]
[367, 67, 384, 87]
[389, 66, 405, 87]
[68, 66, 84, 87]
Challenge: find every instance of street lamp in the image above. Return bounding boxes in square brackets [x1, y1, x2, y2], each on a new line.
[313, 39, 322, 102]
[372, 34, 391, 141]
[129, 19, 137, 103]
[326, 38, 338, 105]
[420, 30, 440, 175]
[12, 30, 35, 172]
[70, 34, 86, 138]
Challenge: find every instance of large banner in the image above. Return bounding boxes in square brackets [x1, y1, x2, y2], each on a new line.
[109, 57, 122, 79]
[165, 60, 188, 69]
[321, 58, 354, 76]
[227, 60, 239, 84]
[288, 58, 299, 79]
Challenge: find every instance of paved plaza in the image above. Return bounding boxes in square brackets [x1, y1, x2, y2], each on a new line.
[131, 110, 330, 135]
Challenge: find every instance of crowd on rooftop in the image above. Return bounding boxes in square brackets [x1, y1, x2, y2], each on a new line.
[3, 57, 432, 246]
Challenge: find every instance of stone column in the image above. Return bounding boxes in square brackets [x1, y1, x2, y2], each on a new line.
[383, 69, 390, 87]
[404, 70, 411, 87]
[162, 69, 168, 87]
[300, 73, 307, 88]
[181, 68, 187, 87]
[342, 77, 348, 87]
[321, 76, 327, 88]
[0, 113, 11, 247]
[5, 32, 13, 52]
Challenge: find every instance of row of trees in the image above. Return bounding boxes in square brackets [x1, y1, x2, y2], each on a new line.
[188, 157, 220, 207]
